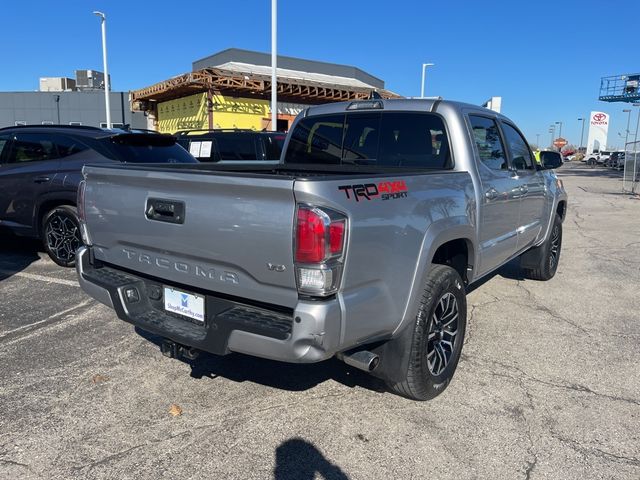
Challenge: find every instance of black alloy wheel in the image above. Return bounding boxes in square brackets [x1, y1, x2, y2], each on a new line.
[43, 206, 82, 267]
[426, 292, 459, 376]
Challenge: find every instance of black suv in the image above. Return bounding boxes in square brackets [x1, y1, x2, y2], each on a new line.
[0, 125, 197, 267]
[175, 129, 286, 162]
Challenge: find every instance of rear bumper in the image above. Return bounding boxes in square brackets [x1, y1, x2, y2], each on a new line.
[76, 247, 342, 363]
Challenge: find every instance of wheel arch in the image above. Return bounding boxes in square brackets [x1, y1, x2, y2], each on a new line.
[36, 194, 77, 236]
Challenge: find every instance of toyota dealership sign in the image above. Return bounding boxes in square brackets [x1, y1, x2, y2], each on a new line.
[586, 111, 609, 154]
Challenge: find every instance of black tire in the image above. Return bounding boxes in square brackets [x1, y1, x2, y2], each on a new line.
[523, 214, 563, 281]
[387, 265, 467, 401]
[42, 205, 82, 268]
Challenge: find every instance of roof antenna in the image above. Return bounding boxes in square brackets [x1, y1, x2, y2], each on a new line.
[368, 90, 382, 100]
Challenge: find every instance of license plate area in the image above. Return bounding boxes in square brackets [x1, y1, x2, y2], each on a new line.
[163, 286, 205, 324]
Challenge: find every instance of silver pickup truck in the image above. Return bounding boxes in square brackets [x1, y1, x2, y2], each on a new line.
[76, 99, 567, 401]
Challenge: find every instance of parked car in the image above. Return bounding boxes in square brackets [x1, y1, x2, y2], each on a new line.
[0, 125, 197, 267]
[175, 129, 286, 162]
[76, 99, 567, 401]
[607, 151, 625, 169]
[585, 150, 611, 166]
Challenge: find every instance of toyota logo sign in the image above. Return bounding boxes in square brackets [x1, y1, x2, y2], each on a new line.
[593, 113, 606, 122]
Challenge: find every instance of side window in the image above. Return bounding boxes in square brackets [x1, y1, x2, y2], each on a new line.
[0, 135, 10, 163]
[469, 115, 508, 171]
[342, 113, 380, 163]
[378, 112, 451, 169]
[214, 135, 258, 160]
[7, 133, 59, 163]
[501, 123, 535, 171]
[284, 114, 345, 164]
[51, 134, 89, 159]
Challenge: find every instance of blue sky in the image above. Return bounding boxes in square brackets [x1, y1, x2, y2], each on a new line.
[1, 0, 638, 148]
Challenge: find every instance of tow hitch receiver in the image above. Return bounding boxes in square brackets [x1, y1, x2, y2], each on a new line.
[161, 339, 200, 360]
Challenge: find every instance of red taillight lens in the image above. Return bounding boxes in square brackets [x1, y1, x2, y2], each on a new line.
[296, 208, 326, 263]
[329, 220, 345, 255]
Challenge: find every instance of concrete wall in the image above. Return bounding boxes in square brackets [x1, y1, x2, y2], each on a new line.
[0, 91, 147, 129]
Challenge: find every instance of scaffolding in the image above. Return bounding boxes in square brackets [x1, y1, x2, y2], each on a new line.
[599, 73, 640, 103]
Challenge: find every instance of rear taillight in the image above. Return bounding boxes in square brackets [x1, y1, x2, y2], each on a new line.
[77, 180, 91, 245]
[294, 205, 347, 296]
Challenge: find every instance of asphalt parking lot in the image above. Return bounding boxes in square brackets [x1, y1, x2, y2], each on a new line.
[0, 163, 638, 480]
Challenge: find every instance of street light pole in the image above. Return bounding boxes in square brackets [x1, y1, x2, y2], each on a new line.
[555, 121, 563, 139]
[271, 0, 277, 131]
[623, 109, 632, 151]
[536, 133, 540, 147]
[549, 125, 555, 148]
[420, 63, 434, 98]
[93, 11, 111, 129]
[578, 117, 586, 152]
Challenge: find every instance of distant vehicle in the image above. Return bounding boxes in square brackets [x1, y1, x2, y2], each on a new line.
[175, 129, 286, 162]
[607, 151, 625, 169]
[585, 150, 611, 166]
[0, 125, 197, 267]
[76, 99, 567, 401]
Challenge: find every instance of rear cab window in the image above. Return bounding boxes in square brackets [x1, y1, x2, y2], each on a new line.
[468, 115, 508, 171]
[284, 111, 452, 169]
[90, 134, 198, 164]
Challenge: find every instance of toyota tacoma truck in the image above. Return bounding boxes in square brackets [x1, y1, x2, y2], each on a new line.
[75, 99, 567, 401]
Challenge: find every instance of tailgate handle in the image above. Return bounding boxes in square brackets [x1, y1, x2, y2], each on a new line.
[145, 198, 185, 224]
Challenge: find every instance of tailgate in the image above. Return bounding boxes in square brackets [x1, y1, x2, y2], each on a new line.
[82, 165, 298, 308]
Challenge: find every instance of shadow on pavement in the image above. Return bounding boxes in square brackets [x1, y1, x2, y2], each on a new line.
[134, 327, 387, 395]
[0, 229, 42, 281]
[274, 438, 349, 480]
[467, 257, 526, 294]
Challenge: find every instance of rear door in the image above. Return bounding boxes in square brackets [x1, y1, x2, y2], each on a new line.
[0, 132, 61, 233]
[500, 122, 546, 251]
[468, 115, 521, 274]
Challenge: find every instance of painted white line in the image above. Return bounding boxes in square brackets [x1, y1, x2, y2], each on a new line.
[0, 270, 78, 287]
[0, 299, 93, 340]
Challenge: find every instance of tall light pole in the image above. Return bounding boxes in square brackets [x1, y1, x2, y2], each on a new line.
[270, 0, 277, 131]
[536, 133, 540, 148]
[420, 63, 434, 98]
[623, 109, 632, 151]
[549, 125, 555, 148]
[578, 117, 586, 152]
[93, 11, 111, 129]
[555, 121, 563, 139]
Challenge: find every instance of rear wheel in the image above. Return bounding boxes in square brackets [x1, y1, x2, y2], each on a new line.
[42, 206, 82, 267]
[387, 265, 467, 401]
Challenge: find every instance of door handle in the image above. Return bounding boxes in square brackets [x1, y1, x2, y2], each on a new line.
[485, 188, 499, 200]
[33, 176, 51, 184]
[519, 185, 529, 194]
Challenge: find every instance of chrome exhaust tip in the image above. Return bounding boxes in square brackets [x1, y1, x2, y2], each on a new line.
[341, 350, 380, 372]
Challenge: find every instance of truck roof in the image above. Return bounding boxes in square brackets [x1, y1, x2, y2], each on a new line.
[304, 98, 508, 120]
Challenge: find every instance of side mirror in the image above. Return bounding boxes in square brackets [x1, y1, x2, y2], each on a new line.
[540, 152, 563, 170]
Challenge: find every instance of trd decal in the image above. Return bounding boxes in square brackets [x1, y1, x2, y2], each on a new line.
[338, 180, 408, 202]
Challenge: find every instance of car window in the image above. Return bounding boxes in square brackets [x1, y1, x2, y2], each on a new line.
[502, 123, 535, 171]
[50, 134, 90, 158]
[0, 135, 10, 163]
[90, 135, 198, 163]
[378, 113, 450, 168]
[469, 115, 508, 171]
[285, 112, 451, 169]
[7, 133, 60, 163]
[214, 135, 257, 160]
[342, 113, 380, 164]
[264, 134, 286, 160]
[285, 114, 345, 164]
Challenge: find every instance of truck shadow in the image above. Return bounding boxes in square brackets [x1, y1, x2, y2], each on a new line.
[467, 257, 526, 294]
[274, 437, 350, 480]
[0, 229, 42, 281]
[135, 327, 387, 394]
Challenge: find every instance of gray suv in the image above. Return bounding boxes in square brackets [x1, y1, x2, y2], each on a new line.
[0, 125, 197, 267]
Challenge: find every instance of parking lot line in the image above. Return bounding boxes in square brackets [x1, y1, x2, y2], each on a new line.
[0, 270, 78, 287]
[0, 298, 92, 341]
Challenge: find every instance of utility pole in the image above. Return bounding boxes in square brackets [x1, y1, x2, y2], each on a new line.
[549, 125, 555, 149]
[578, 117, 586, 152]
[555, 121, 563, 139]
[536, 133, 540, 148]
[623, 109, 632, 151]
[93, 11, 111, 129]
[271, 0, 277, 131]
